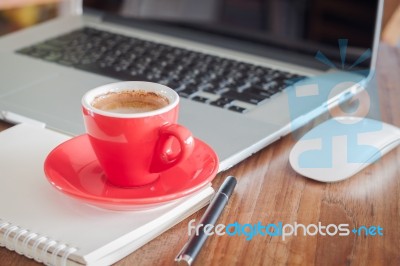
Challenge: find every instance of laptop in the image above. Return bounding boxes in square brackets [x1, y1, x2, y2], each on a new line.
[0, 0, 383, 171]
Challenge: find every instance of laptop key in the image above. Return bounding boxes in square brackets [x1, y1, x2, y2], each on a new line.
[210, 97, 234, 107]
[178, 87, 198, 98]
[221, 90, 267, 105]
[44, 51, 63, 62]
[228, 105, 247, 113]
[246, 87, 274, 98]
[163, 81, 181, 91]
[203, 85, 223, 94]
[192, 96, 209, 103]
[34, 43, 62, 52]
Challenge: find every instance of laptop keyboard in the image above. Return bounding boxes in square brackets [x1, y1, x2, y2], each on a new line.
[17, 27, 305, 113]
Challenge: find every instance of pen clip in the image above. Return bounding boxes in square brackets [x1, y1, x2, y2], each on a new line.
[175, 242, 187, 261]
[175, 242, 193, 265]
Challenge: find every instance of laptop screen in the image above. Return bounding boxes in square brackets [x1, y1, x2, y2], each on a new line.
[83, 0, 379, 69]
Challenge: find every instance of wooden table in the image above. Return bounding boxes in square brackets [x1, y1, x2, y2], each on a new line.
[1, 43, 400, 265]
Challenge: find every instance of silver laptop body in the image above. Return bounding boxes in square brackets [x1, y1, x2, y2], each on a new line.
[0, 0, 383, 171]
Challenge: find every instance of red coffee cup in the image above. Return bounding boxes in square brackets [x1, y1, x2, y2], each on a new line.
[82, 81, 195, 187]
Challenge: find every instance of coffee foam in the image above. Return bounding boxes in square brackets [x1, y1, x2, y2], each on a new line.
[92, 90, 169, 114]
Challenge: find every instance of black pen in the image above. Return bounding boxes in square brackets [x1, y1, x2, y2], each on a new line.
[175, 175, 237, 265]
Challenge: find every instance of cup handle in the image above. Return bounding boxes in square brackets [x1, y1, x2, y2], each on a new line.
[150, 124, 195, 173]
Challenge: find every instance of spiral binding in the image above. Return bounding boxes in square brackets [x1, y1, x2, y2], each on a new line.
[0, 220, 78, 266]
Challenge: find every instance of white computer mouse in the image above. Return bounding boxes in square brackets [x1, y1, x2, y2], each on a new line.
[289, 116, 400, 182]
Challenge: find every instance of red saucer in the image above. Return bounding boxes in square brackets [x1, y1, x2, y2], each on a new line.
[44, 134, 219, 210]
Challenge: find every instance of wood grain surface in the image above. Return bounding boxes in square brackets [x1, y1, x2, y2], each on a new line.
[0, 43, 399, 266]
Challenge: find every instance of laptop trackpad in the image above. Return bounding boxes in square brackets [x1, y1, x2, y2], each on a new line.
[0, 54, 116, 134]
[0, 53, 60, 96]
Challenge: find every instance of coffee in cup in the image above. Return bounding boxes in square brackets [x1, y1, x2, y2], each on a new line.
[82, 81, 195, 187]
[91, 90, 169, 114]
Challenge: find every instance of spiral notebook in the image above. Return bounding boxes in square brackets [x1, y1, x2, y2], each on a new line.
[0, 124, 214, 266]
